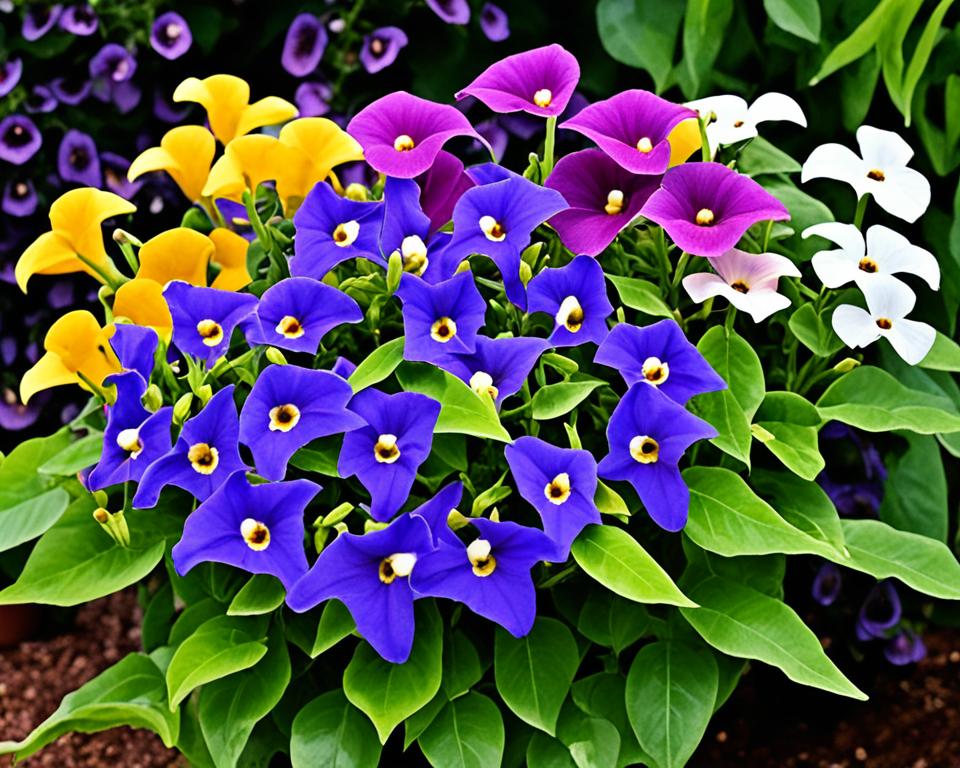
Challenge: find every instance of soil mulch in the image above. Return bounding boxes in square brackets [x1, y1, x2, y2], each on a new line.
[1, 590, 958, 767]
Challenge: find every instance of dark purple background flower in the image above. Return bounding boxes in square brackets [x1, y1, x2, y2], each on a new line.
[0, 58, 23, 99]
[426, 0, 470, 24]
[416, 150, 475, 233]
[60, 4, 98, 35]
[23, 5, 62, 41]
[811, 562, 842, 606]
[150, 11, 192, 60]
[50, 76, 91, 105]
[480, 3, 510, 41]
[360, 27, 408, 74]
[2, 179, 38, 218]
[25, 84, 58, 114]
[282, 13, 328, 77]
[294, 81, 332, 117]
[58, 129, 102, 187]
[0, 115, 42, 165]
[102, 152, 143, 199]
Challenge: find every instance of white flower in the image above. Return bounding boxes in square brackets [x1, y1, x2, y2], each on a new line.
[682, 248, 801, 322]
[832, 276, 935, 365]
[686, 93, 807, 153]
[803, 222, 940, 291]
[801, 126, 931, 223]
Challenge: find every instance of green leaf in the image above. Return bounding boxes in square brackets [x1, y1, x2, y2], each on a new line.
[625, 641, 718, 768]
[809, 0, 894, 85]
[290, 691, 381, 768]
[0, 488, 70, 554]
[347, 338, 404, 392]
[594, 480, 630, 518]
[527, 732, 577, 768]
[763, 0, 820, 42]
[343, 600, 443, 742]
[419, 692, 505, 768]
[753, 391, 825, 480]
[738, 137, 802, 176]
[226, 574, 285, 616]
[789, 303, 844, 357]
[577, 589, 649, 655]
[750, 470, 845, 554]
[289, 435, 342, 477]
[839, 518, 960, 599]
[403, 692, 447, 750]
[531, 380, 606, 420]
[899, 0, 955, 124]
[38, 432, 103, 476]
[571, 674, 647, 767]
[0, 654, 179, 760]
[573, 525, 696, 607]
[442, 631, 483, 700]
[678, 0, 734, 98]
[606, 275, 674, 318]
[288, 599, 356, 658]
[397, 362, 511, 442]
[691, 388, 752, 466]
[762, 182, 835, 255]
[199, 624, 290, 768]
[920, 331, 960, 372]
[684, 467, 839, 558]
[166, 616, 268, 710]
[494, 617, 580, 735]
[680, 576, 866, 699]
[595, 0, 684, 92]
[556, 702, 621, 768]
[878, 434, 948, 542]
[816, 366, 960, 434]
[0, 429, 72, 509]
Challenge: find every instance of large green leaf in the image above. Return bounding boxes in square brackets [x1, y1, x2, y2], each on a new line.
[0, 429, 72, 509]
[199, 624, 290, 768]
[494, 617, 580, 735]
[809, 0, 895, 85]
[419, 692, 505, 768]
[625, 641, 718, 768]
[789, 304, 844, 358]
[919, 331, 960, 372]
[442, 631, 483, 701]
[738, 137, 801, 176]
[606, 274, 674, 318]
[287, 599, 356, 658]
[878, 433, 948, 542]
[556, 701, 621, 768]
[750, 470, 845, 554]
[226, 574, 285, 616]
[763, 0, 820, 42]
[595, 0, 683, 92]
[347, 337, 404, 393]
[571, 674, 647, 768]
[0, 653, 179, 760]
[290, 691, 381, 768]
[678, 0, 734, 99]
[396, 362, 511, 442]
[680, 576, 866, 699]
[571, 525, 696, 607]
[816, 366, 960, 433]
[38, 432, 103, 476]
[753, 391, 825, 480]
[691, 387, 752, 466]
[343, 600, 443, 742]
[839, 519, 960, 599]
[0, 488, 70, 554]
[531, 380, 606, 421]
[577, 589, 650, 655]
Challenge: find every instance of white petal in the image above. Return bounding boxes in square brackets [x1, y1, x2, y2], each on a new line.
[748, 92, 807, 127]
[856, 125, 914, 168]
[802, 222, 865, 257]
[861, 274, 916, 319]
[801, 144, 870, 198]
[682, 272, 728, 303]
[832, 304, 880, 350]
[686, 95, 747, 123]
[712, 122, 759, 146]
[728, 288, 791, 322]
[884, 318, 936, 365]
[870, 166, 931, 223]
[866, 225, 940, 289]
[812, 251, 860, 288]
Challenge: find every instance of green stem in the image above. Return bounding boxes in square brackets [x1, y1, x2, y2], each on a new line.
[697, 115, 712, 162]
[724, 304, 737, 332]
[542, 116, 557, 179]
[671, 252, 691, 291]
[242, 190, 273, 252]
[853, 194, 870, 229]
[761, 219, 774, 253]
[75, 252, 124, 292]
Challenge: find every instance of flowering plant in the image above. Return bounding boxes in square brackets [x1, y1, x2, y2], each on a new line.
[2, 42, 960, 768]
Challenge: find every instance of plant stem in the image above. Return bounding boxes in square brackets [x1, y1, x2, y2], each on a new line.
[542, 116, 557, 179]
[853, 194, 870, 229]
[697, 115, 712, 162]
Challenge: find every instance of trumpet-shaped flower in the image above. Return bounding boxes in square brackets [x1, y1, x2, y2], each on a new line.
[801, 126, 931, 223]
[545, 149, 660, 256]
[16, 187, 135, 291]
[0, 59, 23, 99]
[360, 27, 408, 73]
[595, 320, 726, 404]
[417, 151, 475, 234]
[20, 310, 120, 404]
[127, 126, 216, 202]
[150, 12, 192, 60]
[242, 277, 363, 353]
[396, 271, 487, 362]
[290, 182, 385, 278]
[380, 178, 452, 281]
[163, 282, 258, 364]
[275, 118, 364, 211]
[0, 115, 42, 165]
[60, 5, 98, 36]
[456, 44, 579, 118]
[23, 5, 62, 40]
[481, 6, 510, 43]
[239, 364, 364, 481]
[110, 324, 158, 382]
[3, 179, 38, 218]
[139, 227, 215, 286]
[437, 334, 548, 408]
[173, 471, 319, 591]
[560, 90, 696, 175]
[527, 255, 613, 346]
[686, 93, 806, 152]
[209, 227, 254, 291]
[504, 436, 600, 559]
[58, 129, 101, 187]
[281, 13, 327, 77]
[598, 383, 717, 531]
[856, 581, 901, 640]
[642, 163, 790, 258]
[410, 517, 556, 637]
[87, 372, 172, 489]
[102, 152, 143, 200]
[426, 0, 470, 24]
[347, 91, 489, 178]
[338, 389, 441, 522]
[885, 628, 926, 665]
[287, 512, 434, 663]
[134, 385, 246, 507]
[812, 562, 842, 607]
[202, 134, 290, 201]
[832, 275, 935, 365]
[443, 172, 567, 308]
[173, 74, 298, 145]
[803, 222, 939, 291]
[112, 279, 174, 338]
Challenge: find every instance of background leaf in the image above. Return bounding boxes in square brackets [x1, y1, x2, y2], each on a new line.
[290, 690, 381, 768]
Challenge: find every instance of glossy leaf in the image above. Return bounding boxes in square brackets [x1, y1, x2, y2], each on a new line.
[595, 0, 683, 92]
[531, 380, 606, 421]
[0, 488, 70, 554]
[606, 274, 674, 319]
[763, 0, 820, 42]
[290, 691, 381, 768]
[419, 692, 505, 768]
[347, 337, 404, 393]
[226, 574, 286, 616]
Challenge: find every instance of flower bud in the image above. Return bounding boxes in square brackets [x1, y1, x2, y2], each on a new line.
[344, 183, 369, 201]
[321, 502, 354, 527]
[386, 250, 403, 294]
[112, 228, 142, 247]
[833, 357, 861, 373]
[447, 509, 471, 530]
[364, 520, 389, 533]
[93, 507, 110, 524]
[314, 525, 331, 554]
[93, 489, 109, 507]
[265, 347, 288, 366]
[519, 260, 533, 287]
[521, 241, 543, 267]
[173, 393, 194, 425]
[143, 384, 163, 412]
[196, 384, 213, 405]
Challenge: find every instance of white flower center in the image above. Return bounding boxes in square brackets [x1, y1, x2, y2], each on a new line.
[556, 295, 584, 332]
[629, 435, 659, 464]
[240, 518, 270, 551]
[479, 215, 506, 242]
[469, 370, 498, 399]
[641, 356, 670, 385]
[116, 427, 143, 459]
[374, 433, 401, 463]
[332, 220, 360, 247]
[533, 88, 552, 108]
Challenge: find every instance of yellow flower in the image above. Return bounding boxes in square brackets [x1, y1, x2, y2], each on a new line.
[113, 278, 173, 337]
[202, 134, 290, 201]
[21, 311, 120, 404]
[209, 228, 253, 291]
[668, 118, 702, 167]
[127, 125, 216, 202]
[173, 75, 298, 145]
[15, 188, 135, 292]
[276, 118, 364, 212]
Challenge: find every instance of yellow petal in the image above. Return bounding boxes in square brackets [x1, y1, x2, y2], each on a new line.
[15, 231, 87, 292]
[235, 96, 299, 139]
[209, 228, 253, 291]
[276, 118, 364, 209]
[47, 187, 136, 272]
[202, 152, 246, 201]
[129, 126, 216, 202]
[668, 118, 702, 167]
[137, 228, 214, 286]
[174, 75, 251, 145]
[203, 135, 289, 199]
[20, 351, 78, 404]
[113, 278, 173, 338]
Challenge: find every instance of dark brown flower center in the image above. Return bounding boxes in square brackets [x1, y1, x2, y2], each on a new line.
[867, 168, 885, 182]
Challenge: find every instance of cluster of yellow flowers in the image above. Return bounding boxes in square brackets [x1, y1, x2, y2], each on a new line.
[15, 75, 363, 405]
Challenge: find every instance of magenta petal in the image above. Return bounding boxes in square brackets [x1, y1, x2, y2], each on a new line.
[456, 44, 579, 118]
[560, 90, 696, 175]
[416, 150, 475, 233]
[348, 91, 489, 178]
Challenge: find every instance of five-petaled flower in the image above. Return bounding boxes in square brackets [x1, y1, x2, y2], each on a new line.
[686, 92, 806, 155]
[436, 334, 548, 408]
[526, 255, 613, 346]
[163, 281, 258, 364]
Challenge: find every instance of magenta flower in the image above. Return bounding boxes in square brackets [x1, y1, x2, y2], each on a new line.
[457, 44, 579, 118]
[360, 27, 408, 74]
[416, 150, 475, 233]
[480, 3, 510, 41]
[641, 163, 790, 258]
[560, 90, 695, 175]
[347, 91, 489, 178]
[546, 148, 660, 256]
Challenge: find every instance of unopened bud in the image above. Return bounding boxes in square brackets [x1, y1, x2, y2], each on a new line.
[364, 520, 389, 533]
[143, 384, 163, 412]
[265, 347, 288, 366]
[447, 509, 471, 531]
[521, 241, 543, 267]
[321, 502, 354, 527]
[386, 250, 403, 294]
[344, 183, 369, 201]
[833, 357, 861, 373]
[93, 507, 110, 524]
[112, 228, 142, 247]
[489, 508, 501, 522]
[173, 393, 194, 424]
[314, 525, 331, 554]
[519, 260, 533, 287]
[196, 384, 213, 405]
[455, 260, 472, 275]
[93, 490, 109, 507]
